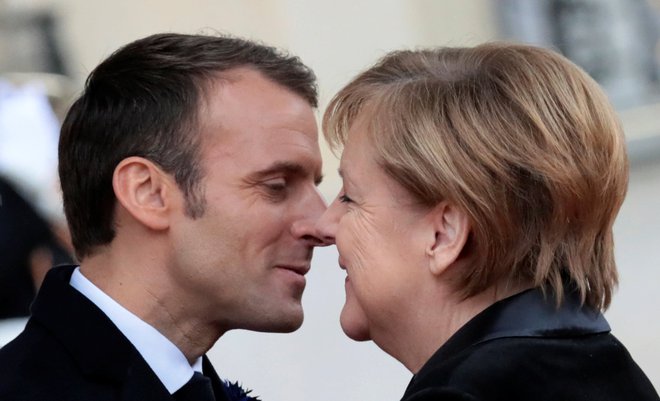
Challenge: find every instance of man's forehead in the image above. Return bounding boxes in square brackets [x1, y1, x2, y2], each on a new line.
[202, 66, 313, 109]
[204, 66, 259, 88]
[198, 75, 318, 139]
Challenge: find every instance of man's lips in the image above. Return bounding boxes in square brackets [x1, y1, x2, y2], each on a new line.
[275, 264, 310, 276]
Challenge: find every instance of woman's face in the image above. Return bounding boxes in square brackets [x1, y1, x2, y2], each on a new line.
[317, 116, 432, 343]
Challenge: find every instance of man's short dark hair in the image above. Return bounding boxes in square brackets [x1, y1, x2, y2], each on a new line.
[59, 33, 318, 259]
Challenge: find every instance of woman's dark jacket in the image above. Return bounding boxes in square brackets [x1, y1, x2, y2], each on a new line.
[402, 287, 659, 401]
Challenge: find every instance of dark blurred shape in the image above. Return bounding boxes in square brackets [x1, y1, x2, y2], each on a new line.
[0, 176, 73, 318]
[0, 9, 67, 75]
[0, 6, 73, 119]
[497, 0, 660, 109]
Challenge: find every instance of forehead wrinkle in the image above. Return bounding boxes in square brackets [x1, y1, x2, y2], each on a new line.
[337, 167, 357, 188]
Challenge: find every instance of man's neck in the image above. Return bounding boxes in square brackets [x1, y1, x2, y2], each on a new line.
[79, 252, 223, 364]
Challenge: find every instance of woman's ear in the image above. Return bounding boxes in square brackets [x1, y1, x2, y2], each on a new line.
[425, 201, 470, 276]
[112, 156, 173, 231]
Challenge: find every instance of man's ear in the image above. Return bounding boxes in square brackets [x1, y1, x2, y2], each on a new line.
[425, 201, 470, 276]
[112, 157, 173, 231]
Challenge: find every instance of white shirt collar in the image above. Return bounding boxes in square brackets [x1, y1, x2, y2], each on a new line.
[69, 267, 202, 394]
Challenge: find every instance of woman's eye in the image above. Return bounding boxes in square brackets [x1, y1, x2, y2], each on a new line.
[339, 194, 353, 203]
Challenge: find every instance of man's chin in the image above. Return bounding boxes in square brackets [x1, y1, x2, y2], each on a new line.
[271, 315, 304, 333]
[246, 310, 304, 333]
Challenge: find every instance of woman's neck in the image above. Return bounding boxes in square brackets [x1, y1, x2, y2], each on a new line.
[380, 280, 533, 373]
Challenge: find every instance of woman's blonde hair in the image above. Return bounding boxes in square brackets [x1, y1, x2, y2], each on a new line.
[323, 43, 628, 310]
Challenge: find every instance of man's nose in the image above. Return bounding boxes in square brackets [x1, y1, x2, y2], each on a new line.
[291, 187, 331, 247]
[312, 195, 341, 246]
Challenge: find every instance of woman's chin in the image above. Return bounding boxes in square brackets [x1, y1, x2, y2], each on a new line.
[340, 308, 371, 342]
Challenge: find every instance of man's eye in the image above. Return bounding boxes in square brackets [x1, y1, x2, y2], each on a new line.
[264, 180, 286, 191]
[262, 179, 288, 201]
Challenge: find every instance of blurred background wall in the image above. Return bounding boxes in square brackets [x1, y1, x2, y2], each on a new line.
[1, 0, 658, 399]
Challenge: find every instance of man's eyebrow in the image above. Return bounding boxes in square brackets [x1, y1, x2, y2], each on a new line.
[249, 161, 323, 185]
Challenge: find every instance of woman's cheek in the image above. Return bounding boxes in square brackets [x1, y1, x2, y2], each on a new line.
[341, 211, 378, 272]
[337, 207, 384, 336]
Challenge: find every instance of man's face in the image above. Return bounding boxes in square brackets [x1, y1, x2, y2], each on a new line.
[168, 68, 325, 333]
